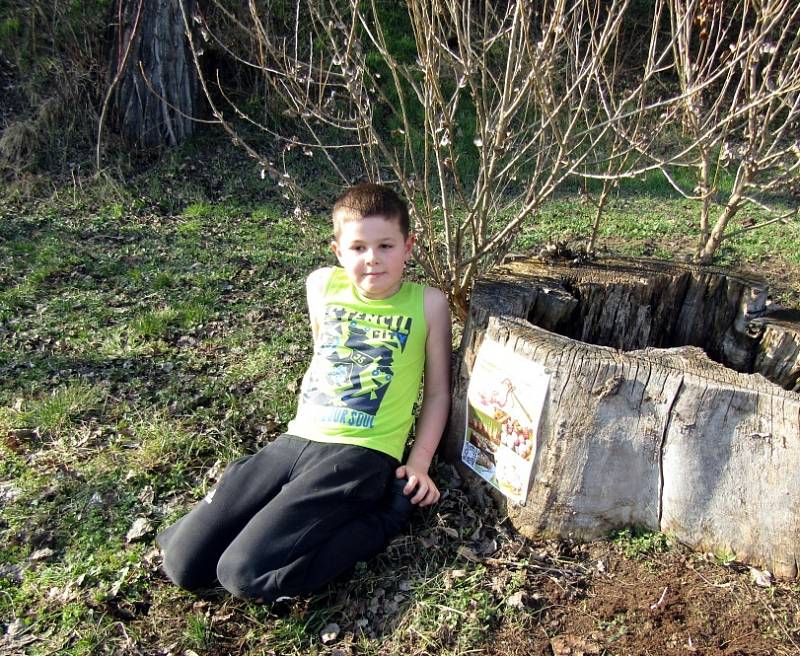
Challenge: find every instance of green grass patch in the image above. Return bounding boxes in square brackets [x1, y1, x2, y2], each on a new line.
[612, 527, 672, 560]
[1, 382, 105, 436]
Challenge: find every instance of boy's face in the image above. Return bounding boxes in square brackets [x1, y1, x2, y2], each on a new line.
[331, 215, 414, 300]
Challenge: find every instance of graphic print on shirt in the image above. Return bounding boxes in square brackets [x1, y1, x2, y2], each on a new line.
[302, 305, 413, 429]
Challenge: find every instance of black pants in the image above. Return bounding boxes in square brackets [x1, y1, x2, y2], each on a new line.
[156, 434, 403, 601]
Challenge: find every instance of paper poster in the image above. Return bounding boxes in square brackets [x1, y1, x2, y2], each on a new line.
[461, 337, 549, 503]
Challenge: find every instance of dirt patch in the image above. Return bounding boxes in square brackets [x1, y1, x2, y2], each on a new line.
[483, 538, 799, 656]
[571, 545, 793, 655]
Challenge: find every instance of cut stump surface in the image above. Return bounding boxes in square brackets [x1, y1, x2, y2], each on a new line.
[447, 257, 800, 578]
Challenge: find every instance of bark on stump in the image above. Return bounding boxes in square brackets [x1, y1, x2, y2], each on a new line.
[446, 257, 800, 578]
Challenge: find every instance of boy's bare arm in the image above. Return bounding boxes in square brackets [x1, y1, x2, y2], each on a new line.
[305, 267, 333, 342]
[397, 287, 452, 506]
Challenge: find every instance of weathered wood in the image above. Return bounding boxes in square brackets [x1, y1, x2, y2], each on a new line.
[750, 312, 800, 392]
[503, 257, 771, 372]
[447, 257, 800, 577]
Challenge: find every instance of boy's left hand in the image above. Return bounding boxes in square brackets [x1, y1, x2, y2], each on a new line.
[395, 464, 440, 507]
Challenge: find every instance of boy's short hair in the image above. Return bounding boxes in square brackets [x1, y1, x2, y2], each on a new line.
[332, 183, 410, 239]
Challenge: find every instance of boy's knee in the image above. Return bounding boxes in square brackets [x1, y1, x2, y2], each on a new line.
[161, 550, 214, 591]
[217, 551, 279, 601]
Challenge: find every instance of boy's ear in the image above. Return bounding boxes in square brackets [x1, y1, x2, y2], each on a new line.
[404, 233, 416, 257]
[330, 240, 342, 262]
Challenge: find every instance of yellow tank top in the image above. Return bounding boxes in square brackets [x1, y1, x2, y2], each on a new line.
[287, 267, 427, 461]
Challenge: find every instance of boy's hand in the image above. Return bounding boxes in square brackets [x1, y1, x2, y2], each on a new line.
[395, 465, 440, 507]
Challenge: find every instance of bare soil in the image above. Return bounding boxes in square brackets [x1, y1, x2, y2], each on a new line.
[485, 540, 799, 656]
[456, 456, 800, 656]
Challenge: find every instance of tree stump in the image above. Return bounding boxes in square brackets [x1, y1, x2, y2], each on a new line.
[446, 257, 800, 578]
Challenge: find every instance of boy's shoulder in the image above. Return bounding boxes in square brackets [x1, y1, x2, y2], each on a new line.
[421, 284, 447, 302]
[306, 266, 335, 293]
[422, 285, 450, 328]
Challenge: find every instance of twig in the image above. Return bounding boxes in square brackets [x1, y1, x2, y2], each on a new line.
[688, 566, 736, 589]
[650, 586, 668, 609]
[96, 0, 144, 172]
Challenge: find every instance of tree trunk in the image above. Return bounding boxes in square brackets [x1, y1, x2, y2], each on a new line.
[112, 0, 197, 148]
[446, 257, 800, 577]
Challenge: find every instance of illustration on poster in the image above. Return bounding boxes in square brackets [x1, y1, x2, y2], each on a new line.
[462, 338, 549, 503]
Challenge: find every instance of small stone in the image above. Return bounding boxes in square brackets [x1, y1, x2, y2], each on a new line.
[0, 482, 23, 503]
[9, 428, 36, 441]
[0, 563, 24, 583]
[6, 618, 26, 637]
[320, 622, 340, 644]
[506, 591, 526, 609]
[749, 567, 772, 587]
[29, 548, 55, 561]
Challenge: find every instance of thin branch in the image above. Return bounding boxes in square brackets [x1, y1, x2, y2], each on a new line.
[96, 0, 144, 171]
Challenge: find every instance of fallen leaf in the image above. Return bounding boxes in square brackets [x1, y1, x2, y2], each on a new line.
[109, 565, 130, 597]
[0, 563, 24, 583]
[456, 545, 482, 562]
[138, 486, 155, 505]
[205, 459, 223, 481]
[476, 537, 498, 556]
[213, 609, 235, 622]
[320, 622, 340, 644]
[126, 517, 152, 543]
[0, 482, 23, 503]
[47, 585, 80, 603]
[437, 526, 459, 538]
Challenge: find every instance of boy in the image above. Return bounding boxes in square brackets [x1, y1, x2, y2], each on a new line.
[157, 183, 451, 601]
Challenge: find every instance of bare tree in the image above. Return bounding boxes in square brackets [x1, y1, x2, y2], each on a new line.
[579, 1, 672, 255]
[657, 0, 800, 264]
[184, 0, 665, 318]
[102, 0, 198, 154]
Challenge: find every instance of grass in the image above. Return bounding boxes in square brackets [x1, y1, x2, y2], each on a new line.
[512, 188, 800, 304]
[612, 527, 673, 560]
[1, 133, 799, 654]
